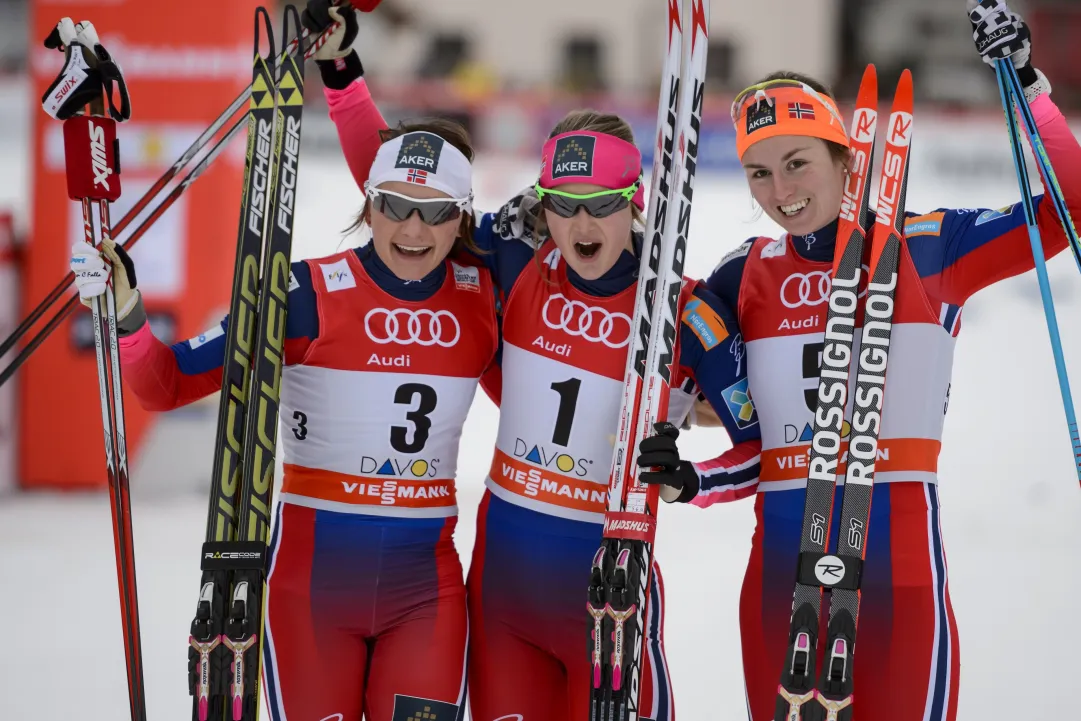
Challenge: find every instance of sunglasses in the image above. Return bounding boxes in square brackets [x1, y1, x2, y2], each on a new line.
[533, 181, 640, 219]
[366, 187, 472, 226]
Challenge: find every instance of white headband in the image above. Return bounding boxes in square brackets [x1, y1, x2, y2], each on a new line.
[365, 131, 473, 209]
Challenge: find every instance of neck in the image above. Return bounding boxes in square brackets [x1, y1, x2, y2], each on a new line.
[790, 217, 840, 262]
[358, 244, 446, 301]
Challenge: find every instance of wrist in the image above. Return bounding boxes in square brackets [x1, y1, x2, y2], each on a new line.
[317, 49, 364, 90]
[116, 291, 146, 337]
[1023, 67, 1052, 103]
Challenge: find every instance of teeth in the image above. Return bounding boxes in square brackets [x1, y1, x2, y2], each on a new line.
[394, 244, 429, 255]
[781, 199, 810, 216]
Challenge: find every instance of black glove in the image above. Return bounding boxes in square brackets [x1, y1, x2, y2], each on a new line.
[637, 422, 700, 504]
[967, 0, 1038, 87]
[302, 1, 364, 90]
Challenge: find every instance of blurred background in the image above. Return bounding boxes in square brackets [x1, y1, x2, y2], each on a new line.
[1, 1, 1081, 719]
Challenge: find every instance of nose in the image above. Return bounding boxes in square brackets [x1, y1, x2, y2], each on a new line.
[772, 173, 796, 202]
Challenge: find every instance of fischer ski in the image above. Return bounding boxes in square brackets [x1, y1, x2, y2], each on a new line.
[187, 6, 307, 721]
[587, 1, 709, 719]
[774, 68, 914, 721]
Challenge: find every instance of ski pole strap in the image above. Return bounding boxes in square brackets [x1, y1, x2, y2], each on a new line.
[797, 551, 864, 592]
[200, 541, 268, 574]
[41, 22, 131, 122]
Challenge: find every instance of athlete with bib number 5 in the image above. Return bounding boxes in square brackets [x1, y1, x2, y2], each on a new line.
[302, 2, 762, 714]
[70, 114, 497, 718]
[638, 2, 1081, 719]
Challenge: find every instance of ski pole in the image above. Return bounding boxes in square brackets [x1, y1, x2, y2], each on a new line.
[993, 58, 1081, 486]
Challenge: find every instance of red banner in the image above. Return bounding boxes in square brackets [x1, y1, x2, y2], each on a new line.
[22, 0, 261, 488]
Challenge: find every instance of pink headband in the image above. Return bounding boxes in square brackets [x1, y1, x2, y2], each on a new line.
[538, 130, 645, 211]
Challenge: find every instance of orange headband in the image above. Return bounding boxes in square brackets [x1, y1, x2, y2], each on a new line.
[732, 80, 850, 161]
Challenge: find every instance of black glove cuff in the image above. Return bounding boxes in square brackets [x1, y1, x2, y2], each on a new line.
[317, 50, 364, 90]
[674, 464, 700, 504]
[1017, 63, 1038, 89]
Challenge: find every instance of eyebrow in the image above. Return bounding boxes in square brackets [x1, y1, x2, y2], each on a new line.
[743, 147, 812, 169]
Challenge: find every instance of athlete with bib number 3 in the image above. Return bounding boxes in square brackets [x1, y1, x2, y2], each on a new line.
[642, 1, 1081, 719]
[70, 115, 498, 719]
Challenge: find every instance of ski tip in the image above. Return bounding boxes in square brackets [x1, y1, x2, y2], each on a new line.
[895, 68, 914, 106]
[860, 63, 878, 86]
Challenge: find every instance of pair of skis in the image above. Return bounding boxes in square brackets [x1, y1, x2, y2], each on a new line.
[186, 6, 307, 721]
[774, 67, 914, 720]
[587, 1, 709, 719]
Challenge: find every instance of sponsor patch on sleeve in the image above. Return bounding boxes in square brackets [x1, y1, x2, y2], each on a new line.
[288, 270, 300, 292]
[451, 261, 480, 292]
[188, 322, 225, 350]
[720, 377, 759, 430]
[904, 211, 944, 237]
[681, 297, 729, 350]
[320, 259, 356, 292]
[975, 204, 1014, 226]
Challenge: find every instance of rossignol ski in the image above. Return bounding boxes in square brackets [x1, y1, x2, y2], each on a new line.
[587, 1, 708, 719]
[774, 68, 914, 721]
[187, 7, 307, 721]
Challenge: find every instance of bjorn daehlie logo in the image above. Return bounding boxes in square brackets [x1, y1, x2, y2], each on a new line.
[551, 135, 596, 179]
[395, 133, 445, 172]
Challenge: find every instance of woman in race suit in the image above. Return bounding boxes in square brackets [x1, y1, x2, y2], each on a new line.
[303, 5, 765, 717]
[636, 2, 1081, 719]
[70, 116, 498, 721]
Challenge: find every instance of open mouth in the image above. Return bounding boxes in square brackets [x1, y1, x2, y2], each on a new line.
[574, 241, 601, 258]
[393, 243, 433, 258]
[780, 198, 810, 219]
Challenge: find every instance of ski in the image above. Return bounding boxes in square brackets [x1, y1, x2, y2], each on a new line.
[187, 6, 307, 721]
[587, 1, 708, 719]
[773, 68, 914, 721]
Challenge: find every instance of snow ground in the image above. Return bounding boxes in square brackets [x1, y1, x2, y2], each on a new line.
[3, 153, 1081, 720]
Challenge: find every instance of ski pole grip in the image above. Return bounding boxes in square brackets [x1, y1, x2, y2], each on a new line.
[62, 115, 121, 202]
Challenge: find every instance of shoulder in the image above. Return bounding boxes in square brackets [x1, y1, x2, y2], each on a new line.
[704, 236, 762, 309]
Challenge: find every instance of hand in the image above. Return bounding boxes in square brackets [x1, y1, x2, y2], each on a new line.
[70, 238, 139, 319]
[495, 187, 542, 247]
[967, 0, 1031, 70]
[302, 1, 359, 62]
[637, 422, 700, 502]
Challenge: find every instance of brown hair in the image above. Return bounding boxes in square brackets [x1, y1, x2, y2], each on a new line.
[350, 118, 482, 256]
[755, 70, 852, 168]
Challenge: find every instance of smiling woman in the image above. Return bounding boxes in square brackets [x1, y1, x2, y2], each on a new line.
[351, 120, 480, 280]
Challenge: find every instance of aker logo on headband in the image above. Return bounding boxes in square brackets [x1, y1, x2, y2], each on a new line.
[395, 133, 445, 172]
[551, 135, 596, 179]
[746, 100, 777, 134]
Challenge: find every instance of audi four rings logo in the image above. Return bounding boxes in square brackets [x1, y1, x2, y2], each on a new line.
[542, 294, 632, 348]
[364, 308, 460, 347]
[781, 271, 831, 308]
[781, 268, 870, 308]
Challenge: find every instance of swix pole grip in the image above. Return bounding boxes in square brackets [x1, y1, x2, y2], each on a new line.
[62, 115, 121, 202]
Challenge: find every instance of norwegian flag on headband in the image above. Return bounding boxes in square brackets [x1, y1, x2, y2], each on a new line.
[406, 168, 428, 184]
[788, 102, 815, 120]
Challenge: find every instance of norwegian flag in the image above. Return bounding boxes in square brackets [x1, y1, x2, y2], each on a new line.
[406, 168, 428, 184]
[788, 102, 815, 120]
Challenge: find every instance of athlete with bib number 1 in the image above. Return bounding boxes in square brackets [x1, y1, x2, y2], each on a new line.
[70, 116, 497, 719]
[302, 1, 762, 715]
[641, 1, 1081, 719]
